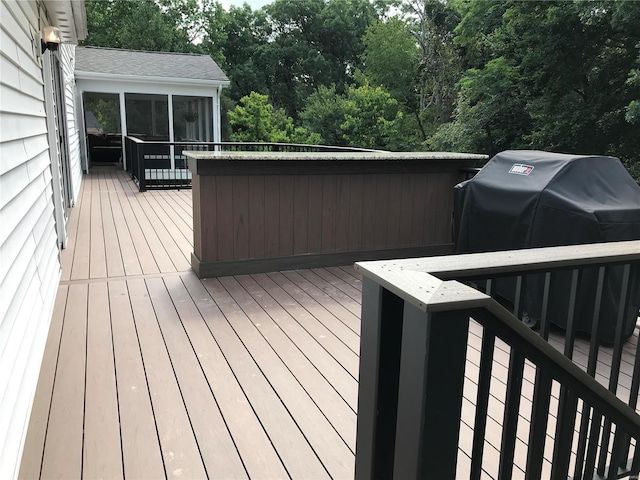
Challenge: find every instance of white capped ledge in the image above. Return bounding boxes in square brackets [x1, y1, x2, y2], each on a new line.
[183, 150, 488, 162]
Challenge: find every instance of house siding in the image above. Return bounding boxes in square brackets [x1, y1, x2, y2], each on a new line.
[0, 1, 76, 477]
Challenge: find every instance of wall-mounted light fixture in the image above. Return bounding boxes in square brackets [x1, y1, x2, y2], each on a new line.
[41, 26, 61, 53]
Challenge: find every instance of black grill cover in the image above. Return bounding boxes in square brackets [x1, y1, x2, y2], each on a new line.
[454, 150, 640, 342]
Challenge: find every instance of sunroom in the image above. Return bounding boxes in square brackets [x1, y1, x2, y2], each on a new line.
[74, 46, 229, 175]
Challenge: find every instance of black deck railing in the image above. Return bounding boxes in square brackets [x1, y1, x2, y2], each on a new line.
[355, 241, 640, 479]
[123, 136, 382, 192]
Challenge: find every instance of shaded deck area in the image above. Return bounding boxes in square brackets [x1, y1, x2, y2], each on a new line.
[19, 167, 639, 479]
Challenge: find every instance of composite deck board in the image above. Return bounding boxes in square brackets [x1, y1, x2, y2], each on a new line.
[253, 272, 360, 358]
[178, 273, 292, 479]
[233, 274, 358, 448]
[311, 267, 362, 304]
[146, 277, 247, 479]
[128, 278, 208, 479]
[60, 178, 83, 281]
[83, 282, 122, 479]
[19, 166, 639, 479]
[200, 277, 331, 478]
[108, 280, 166, 480]
[114, 173, 181, 273]
[100, 190, 126, 277]
[89, 184, 108, 278]
[126, 192, 179, 273]
[128, 193, 190, 272]
[278, 271, 361, 334]
[39, 283, 87, 479]
[149, 190, 193, 242]
[134, 192, 192, 269]
[115, 187, 161, 275]
[69, 188, 91, 280]
[263, 272, 361, 375]
[333, 265, 362, 289]
[299, 269, 362, 314]
[218, 275, 355, 478]
[108, 189, 144, 276]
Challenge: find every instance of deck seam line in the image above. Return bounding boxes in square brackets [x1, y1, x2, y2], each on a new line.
[59, 269, 193, 285]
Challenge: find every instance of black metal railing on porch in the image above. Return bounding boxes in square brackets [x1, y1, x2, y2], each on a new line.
[123, 136, 381, 192]
[355, 241, 640, 479]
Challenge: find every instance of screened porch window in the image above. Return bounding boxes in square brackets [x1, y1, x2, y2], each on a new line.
[172, 95, 214, 142]
[83, 92, 122, 164]
[125, 93, 169, 141]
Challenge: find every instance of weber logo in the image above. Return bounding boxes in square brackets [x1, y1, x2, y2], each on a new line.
[509, 164, 534, 175]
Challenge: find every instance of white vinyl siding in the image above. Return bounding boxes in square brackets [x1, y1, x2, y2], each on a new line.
[0, 0, 67, 477]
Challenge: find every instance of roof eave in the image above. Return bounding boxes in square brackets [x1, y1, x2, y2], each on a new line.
[75, 70, 231, 88]
[71, 1, 88, 40]
[44, 0, 87, 43]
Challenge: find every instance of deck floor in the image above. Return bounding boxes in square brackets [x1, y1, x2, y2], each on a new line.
[18, 167, 638, 479]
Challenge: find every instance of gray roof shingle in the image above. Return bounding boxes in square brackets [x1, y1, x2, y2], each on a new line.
[75, 46, 229, 83]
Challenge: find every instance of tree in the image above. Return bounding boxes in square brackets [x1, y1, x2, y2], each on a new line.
[216, 4, 271, 102]
[436, 0, 640, 180]
[228, 92, 320, 144]
[82, 0, 196, 52]
[198, 0, 229, 67]
[362, 18, 424, 137]
[341, 83, 401, 149]
[430, 57, 530, 154]
[221, 0, 380, 118]
[401, 0, 461, 124]
[300, 85, 349, 146]
[313, 0, 380, 91]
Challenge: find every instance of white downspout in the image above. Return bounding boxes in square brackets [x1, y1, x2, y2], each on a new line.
[76, 85, 89, 173]
[214, 86, 222, 143]
[168, 94, 175, 170]
[119, 92, 127, 170]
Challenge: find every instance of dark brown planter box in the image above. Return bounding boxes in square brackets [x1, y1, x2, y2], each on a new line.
[185, 151, 486, 278]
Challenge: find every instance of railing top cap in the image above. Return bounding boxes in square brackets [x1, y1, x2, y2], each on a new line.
[356, 240, 640, 310]
[183, 150, 488, 162]
[357, 265, 490, 313]
[358, 240, 640, 280]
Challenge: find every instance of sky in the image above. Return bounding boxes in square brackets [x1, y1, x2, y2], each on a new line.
[219, 0, 272, 10]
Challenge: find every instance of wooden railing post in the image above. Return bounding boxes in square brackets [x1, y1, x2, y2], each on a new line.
[355, 278, 405, 479]
[137, 141, 146, 192]
[125, 137, 134, 179]
[393, 305, 469, 478]
[355, 276, 471, 479]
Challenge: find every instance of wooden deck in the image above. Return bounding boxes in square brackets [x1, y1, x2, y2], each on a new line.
[18, 166, 639, 479]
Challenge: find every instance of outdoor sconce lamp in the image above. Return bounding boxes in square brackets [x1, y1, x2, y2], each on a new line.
[41, 26, 61, 53]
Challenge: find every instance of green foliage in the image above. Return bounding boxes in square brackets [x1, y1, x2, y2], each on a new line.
[300, 85, 349, 146]
[84, 97, 120, 134]
[228, 92, 319, 144]
[436, 0, 640, 180]
[402, 0, 461, 125]
[218, 5, 270, 102]
[627, 99, 640, 124]
[82, 0, 197, 52]
[362, 18, 420, 117]
[431, 57, 530, 154]
[341, 84, 401, 150]
[625, 55, 640, 124]
[218, 0, 378, 118]
[361, 2, 461, 143]
[198, 1, 229, 66]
